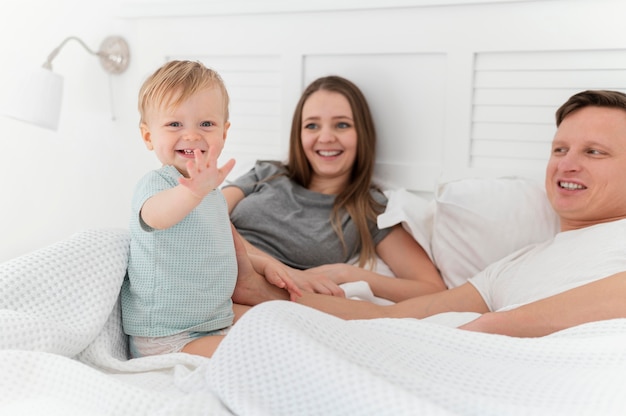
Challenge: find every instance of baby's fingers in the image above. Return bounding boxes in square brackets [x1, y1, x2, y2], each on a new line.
[219, 158, 236, 180]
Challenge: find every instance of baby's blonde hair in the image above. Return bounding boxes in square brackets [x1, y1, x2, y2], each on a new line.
[138, 60, 229, 124]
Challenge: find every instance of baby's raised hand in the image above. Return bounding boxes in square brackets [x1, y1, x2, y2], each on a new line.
[178, 147, 235, 199]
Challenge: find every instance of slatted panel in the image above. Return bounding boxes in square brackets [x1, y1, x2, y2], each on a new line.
[303, 52, 448, 191]
[471, 49, 626, 170]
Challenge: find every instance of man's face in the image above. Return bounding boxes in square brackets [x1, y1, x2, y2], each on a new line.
[546, 105, 626, 231]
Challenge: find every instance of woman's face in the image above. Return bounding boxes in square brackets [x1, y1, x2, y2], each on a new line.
[300, 90, 358, 193]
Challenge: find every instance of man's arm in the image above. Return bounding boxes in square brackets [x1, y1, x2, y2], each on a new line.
[460, 271, 626, 337]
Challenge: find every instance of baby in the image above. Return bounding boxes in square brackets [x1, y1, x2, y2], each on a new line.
[121, 60, 298, 358]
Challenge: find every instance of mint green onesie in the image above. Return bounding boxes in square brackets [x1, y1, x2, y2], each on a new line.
[121, 165, 236, 338]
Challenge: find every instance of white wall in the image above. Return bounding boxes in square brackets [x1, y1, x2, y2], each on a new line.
[122, 0, 626, 191]
[0, 0, 149, 261]
[3, 0, 626, 262]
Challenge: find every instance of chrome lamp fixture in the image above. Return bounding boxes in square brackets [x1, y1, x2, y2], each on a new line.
[0, 35, 130, 131]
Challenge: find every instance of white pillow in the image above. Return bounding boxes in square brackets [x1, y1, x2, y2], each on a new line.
[378, 188, 435, 260]
[380, 178, 560, 289]
[431, 177, 560, 288]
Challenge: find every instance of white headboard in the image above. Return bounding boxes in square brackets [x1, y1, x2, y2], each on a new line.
[119, 0, 626, 194]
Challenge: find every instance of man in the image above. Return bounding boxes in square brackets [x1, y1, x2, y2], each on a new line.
[235, 90, 626, 338]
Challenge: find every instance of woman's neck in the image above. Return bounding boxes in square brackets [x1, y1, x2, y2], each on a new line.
[307, 175, 348, 195]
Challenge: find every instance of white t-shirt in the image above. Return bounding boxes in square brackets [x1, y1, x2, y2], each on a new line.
[468, 219, 626, 312]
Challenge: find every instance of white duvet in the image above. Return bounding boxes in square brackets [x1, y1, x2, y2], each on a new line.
[2, 228, 626, 415]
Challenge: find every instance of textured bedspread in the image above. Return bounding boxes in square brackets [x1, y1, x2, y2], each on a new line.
[2, 229, 626, 415]
[208, 301, 626, 415]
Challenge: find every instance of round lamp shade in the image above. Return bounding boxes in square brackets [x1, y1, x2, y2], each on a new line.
[0, 66, 63, 131]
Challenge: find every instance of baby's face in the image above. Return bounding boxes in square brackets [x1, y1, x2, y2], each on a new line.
[140, 87, 230, 177]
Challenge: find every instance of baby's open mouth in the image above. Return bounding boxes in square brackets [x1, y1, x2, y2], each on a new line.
[177, 149, 205, 155]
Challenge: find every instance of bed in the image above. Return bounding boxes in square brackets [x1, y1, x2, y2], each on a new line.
[3, 176, 626, 415]
[5, 1, 626, 414]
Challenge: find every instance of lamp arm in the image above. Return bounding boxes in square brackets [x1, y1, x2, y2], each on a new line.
[43, 36, 99, 70]
[42, 35, 129, 74]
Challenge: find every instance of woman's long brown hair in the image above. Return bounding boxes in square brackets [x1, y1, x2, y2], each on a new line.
[285, 75, 384, 268]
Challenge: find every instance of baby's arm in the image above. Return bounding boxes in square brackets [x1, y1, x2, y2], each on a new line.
[142, 148, 235, 230]
[141, 183, 208, 230]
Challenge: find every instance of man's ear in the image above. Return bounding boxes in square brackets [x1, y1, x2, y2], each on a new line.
[140, 123, 154, 150]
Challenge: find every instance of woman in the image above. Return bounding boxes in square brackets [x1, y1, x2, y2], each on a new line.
[223, 76, 445, 302]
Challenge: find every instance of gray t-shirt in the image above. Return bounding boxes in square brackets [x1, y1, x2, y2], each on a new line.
[225, 161, 391, 269]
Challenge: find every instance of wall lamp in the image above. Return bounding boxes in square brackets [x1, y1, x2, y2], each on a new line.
[0, 35, 130, 131]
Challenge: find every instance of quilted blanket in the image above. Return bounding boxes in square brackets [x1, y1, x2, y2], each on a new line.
[2, 229, 626, 415]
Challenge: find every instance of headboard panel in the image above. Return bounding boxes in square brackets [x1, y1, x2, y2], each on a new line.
[121, 0, 626, 194]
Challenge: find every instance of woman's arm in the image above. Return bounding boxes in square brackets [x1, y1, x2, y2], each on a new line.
[223, 186, 291, 263]
[221, 186, 245, 215]
[222, 187, 288, 273]
[459, 271, 626, 337]
[306, 225, 446, 302]
[224, 185, 346, 296]
[296, 281, 487, 320]
[375, 225, 446, 298]
[235, 228, 345, 296]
